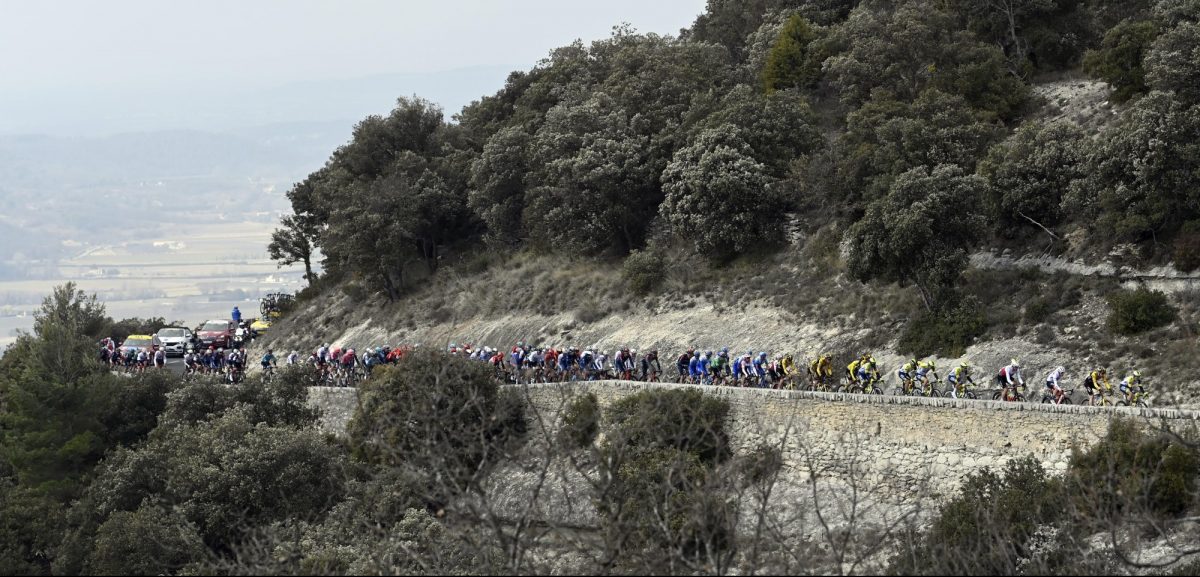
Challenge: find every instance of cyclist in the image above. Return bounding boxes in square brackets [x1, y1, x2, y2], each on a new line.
[676, 349, 693, 381]
[231, 306, 241, 323]
[1044, 366, 1067, 404]
[261, 349, 277, 371]
[915, 359, 939, 393]
[740, 353, 756, 385]
[184, 350, 200, 374]
[730, 353, 746, 385]
[286, 350, 299, 365]
[996, 359, 1025, 401]
[946, 362, 976, 398]
[860, 354, 880, 389]
[1082, 368, 1110, 406]
[699, 351, 712, 384]
[135, 347, 149, 373]
[340, 347, 357, 378]
[753, 352, 770, 388]
[809, 353, 833, 388]
[152, 346, 166, 370]
[708, 349, 725, 384]
[642, 349, 661, 381]
[847, 356, 864, 387]
[897, 358, 919, 393]
[688, 351, 701, 383]
[1119, 370, 1143, 405]
[780, 353, 796, 378]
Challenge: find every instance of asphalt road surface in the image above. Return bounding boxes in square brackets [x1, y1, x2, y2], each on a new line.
[165, 356, 186, 376]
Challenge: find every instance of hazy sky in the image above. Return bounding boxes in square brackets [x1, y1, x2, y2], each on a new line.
[0, 0, 707, 134]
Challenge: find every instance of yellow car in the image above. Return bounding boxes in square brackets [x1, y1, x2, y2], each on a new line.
[120, 334, 161, 355]
[250, 318, 272, 333]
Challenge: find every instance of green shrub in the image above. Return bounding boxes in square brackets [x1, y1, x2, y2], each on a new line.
[559, 393, 600, 450]
[890, 456, 1064, 575]
[1083, 19, 1159, 102]
[596, 390, 736, 567]
[1107, 287, 1176, 335]
[85, 504, 204, 576]
[82, 406, 348, 553]
[347, 349, 524, 495]
[598, 447, 736, 566]
[0, 484, 66, 575]
[157, 366, 317, 430]
[604, 389, 731, 465]
[622, 249, 665, 295]
[1068, 419, 1199, 521]
[898, 297, 988, 357]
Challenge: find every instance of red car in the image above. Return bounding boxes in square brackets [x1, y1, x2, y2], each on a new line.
[196, 319, 235, 349]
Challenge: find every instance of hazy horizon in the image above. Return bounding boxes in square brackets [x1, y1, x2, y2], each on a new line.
[0, 0, 706, 137]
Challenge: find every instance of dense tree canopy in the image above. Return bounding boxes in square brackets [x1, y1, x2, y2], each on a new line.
[660, 126, 783, 260]
[979, 122, 1086, 230]
[264, 0, 1200, 314]
[846, 165, 988, 310]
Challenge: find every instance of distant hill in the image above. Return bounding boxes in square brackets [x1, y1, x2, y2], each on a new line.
[0, 66, 515, 137]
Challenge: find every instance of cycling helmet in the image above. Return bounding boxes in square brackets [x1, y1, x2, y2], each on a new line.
[721, 347, 729, 354]
[1133, 370, 1142, 379]
[1011, 358, 1020, 367]
[706, 350, 713, 357]
[759, 352, 767, 358]
[1055, 365, 1065, 373]
[267, 349, 273, 354]
[631, 349, 637, 355]
[960, 361, 970, 369]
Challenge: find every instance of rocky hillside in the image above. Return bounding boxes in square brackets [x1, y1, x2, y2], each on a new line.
[262, 0, 1200, 405]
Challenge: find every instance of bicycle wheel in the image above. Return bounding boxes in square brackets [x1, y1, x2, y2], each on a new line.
[992, 390, 1002, 401]
[891, 387, 903, 397]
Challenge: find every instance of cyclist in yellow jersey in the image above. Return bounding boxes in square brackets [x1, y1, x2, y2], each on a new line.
[897, 358, 919, 393]
[808, 353, 832, 383]
[847, 357, 864, 385]
[1118, 370, 1143, 405]
[780, 353, 797, 376]
[1083, 368, 1111, 405]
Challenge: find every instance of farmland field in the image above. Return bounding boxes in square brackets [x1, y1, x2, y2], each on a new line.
[0, 220, 308, 349]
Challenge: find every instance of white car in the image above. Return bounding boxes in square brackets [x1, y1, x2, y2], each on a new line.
[155, 326, 196, 357]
